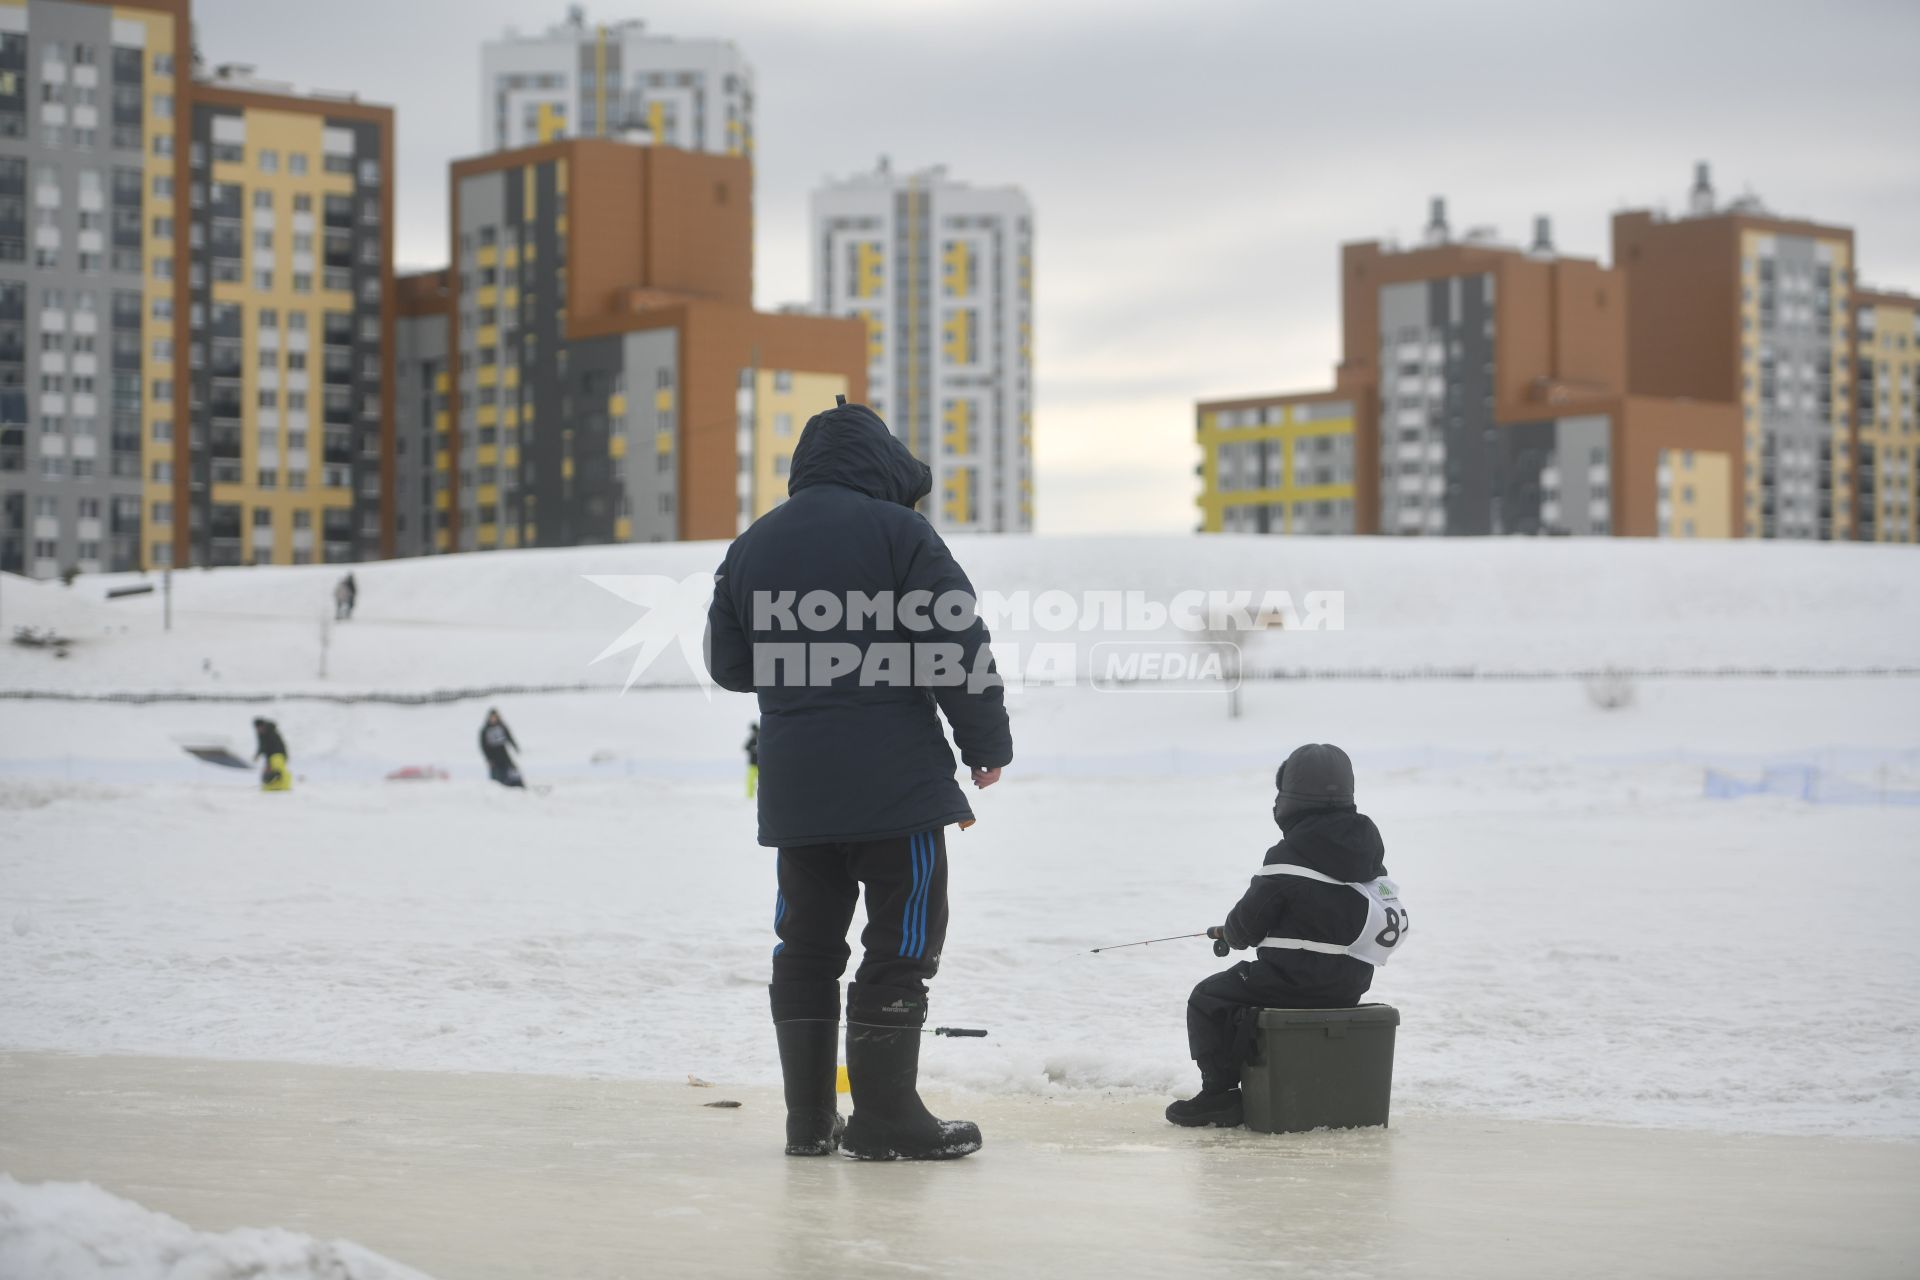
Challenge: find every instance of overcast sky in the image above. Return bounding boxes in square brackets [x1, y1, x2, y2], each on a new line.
[196, 0, 1920, 534]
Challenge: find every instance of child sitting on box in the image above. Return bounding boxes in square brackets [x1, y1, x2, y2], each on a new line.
[1166, 742, 1409, 1128]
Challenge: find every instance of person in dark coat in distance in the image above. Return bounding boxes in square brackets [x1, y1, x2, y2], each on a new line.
[705, 398, 1013, 1162]
[744, 720, 760, 799]
[480, 708, 523, 788]
[252, 717, 290, 792]
[1167, 743, 1409, 1129]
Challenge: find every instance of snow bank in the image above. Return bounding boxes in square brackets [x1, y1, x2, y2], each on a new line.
[0, 1175, 430, 1280]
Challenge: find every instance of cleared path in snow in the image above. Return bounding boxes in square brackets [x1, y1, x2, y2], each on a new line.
[1, 1052, 1913, 1280]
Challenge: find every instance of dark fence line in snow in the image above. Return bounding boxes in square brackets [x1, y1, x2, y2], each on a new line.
[2, 664, 1918, 706]
[0, 682, 618, 706]
[1238, 664, 1920, 682]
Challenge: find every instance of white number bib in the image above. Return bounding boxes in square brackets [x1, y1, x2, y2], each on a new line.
[1253, 864, 1411, 967]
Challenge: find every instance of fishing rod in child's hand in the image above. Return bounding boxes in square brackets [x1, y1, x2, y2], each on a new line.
[1090, 927, 1231, 957]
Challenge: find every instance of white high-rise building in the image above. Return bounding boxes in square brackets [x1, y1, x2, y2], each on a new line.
[812, 162, 1033, 533]
[479, 8, 752, 155]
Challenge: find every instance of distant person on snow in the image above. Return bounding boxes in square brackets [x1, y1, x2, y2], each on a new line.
[333, 573, 358, 621]
[744, 721, 759, 799]
[1167, 743, 1409, 1129]
[705, 399, 1012, 1162]
[480, 708, 523, 788]
[252, 717, 291, 793]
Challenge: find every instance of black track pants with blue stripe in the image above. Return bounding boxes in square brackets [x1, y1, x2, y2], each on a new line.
[771, 829, 949, 1005]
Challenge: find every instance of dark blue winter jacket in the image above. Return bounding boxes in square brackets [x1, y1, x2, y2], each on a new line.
[704, 403, 1013, 848]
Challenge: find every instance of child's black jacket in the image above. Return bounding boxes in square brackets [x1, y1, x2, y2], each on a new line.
[1222, 807, 1388, 1006]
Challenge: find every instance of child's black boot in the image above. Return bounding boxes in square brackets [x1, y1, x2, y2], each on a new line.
[1166, 1064, 1245, 1128]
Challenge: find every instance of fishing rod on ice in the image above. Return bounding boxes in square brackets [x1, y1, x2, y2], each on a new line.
[783, 1019, 991, 1037]
[1090, 927, 1232, 958]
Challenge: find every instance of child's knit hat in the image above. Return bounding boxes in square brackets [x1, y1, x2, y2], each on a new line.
[1274, 743, 1356, 825]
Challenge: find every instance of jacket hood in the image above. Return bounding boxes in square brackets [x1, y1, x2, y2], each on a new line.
[1276, 810, 1387, 882]
[788, 403, 931, 509]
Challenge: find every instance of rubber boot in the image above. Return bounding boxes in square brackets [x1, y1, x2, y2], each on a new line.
[841, 983, 980, 1161]
[1165, 1086, 1244, 1128]
[1166, 1061, 1244, 1128]
[770, 982, 844, 1157]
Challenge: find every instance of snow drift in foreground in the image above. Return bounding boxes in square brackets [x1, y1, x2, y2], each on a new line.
[0, 1175, 430, 1280]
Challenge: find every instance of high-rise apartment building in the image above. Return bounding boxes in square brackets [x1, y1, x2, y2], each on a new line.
[182, 71, 392, 568]
[394, 136, 864, 554]
[0, 0, 393, 577]
[1200, 201, 1737, 539]
[0, 0, 186, 578]
[1336, 222, 1736, 540]
[1615, 166, 1858, 542]
[1852, 289, 1918, 544]
[1200, 168, 1915, 544]
[480, 8, 752, 156]
[812, 161, 1034, 533]
[393, 266, 450, 555]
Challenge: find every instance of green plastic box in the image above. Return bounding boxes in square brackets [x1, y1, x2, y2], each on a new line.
[1239, 1004, 1400, 1134]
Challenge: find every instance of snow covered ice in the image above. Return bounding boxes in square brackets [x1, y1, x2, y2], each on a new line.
[0, 1175, 427, 1280]
[2, 535, 1918, 1275]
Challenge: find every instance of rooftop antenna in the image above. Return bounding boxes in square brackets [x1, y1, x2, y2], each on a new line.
[1689, 161, 1715, 216]
[1424, 196, 1449, 246]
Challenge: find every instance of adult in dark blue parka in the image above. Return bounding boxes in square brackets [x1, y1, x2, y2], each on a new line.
[705, 400, 1012, 1162]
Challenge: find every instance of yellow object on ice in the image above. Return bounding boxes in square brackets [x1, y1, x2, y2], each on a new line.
[262, 753, 291, 792]
[835, 1065, 850, 1095]
[746, 764, 758, 799]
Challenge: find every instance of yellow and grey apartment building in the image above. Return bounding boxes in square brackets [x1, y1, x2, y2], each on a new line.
[0, 0, 392, 576]
[1849, 290, 1917, 544]
[1196, 392, 1356, 534]
[479, 10, 752, 158]
[811, 160, 1033, 533]
[1199, 166, 1917, 545]
[393, 136, 864, 555]
[181, 76, 392, 568]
